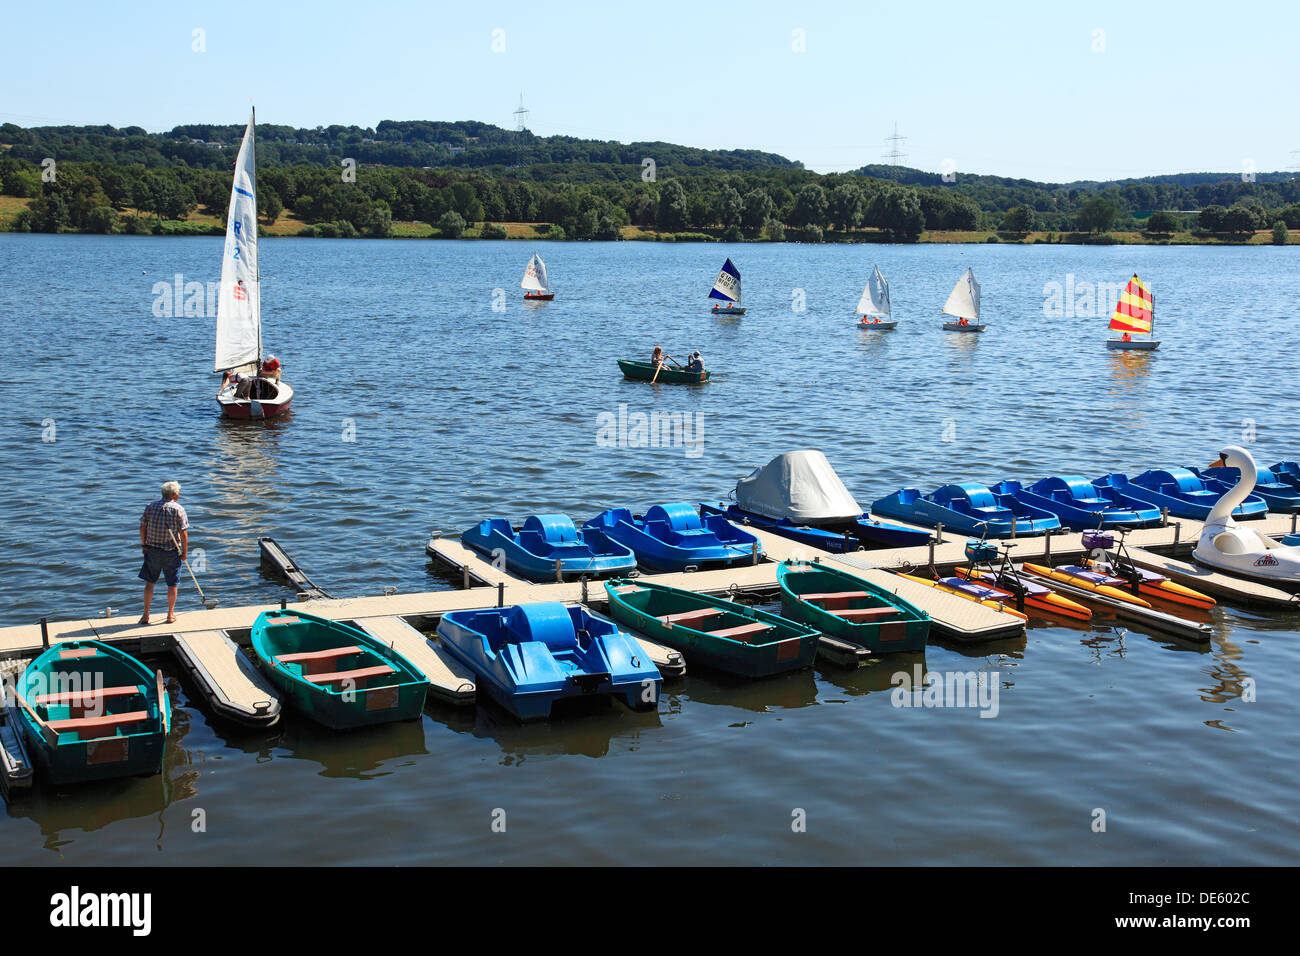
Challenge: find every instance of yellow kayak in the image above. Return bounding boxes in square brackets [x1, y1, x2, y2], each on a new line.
[1021, 563, 1152, 608]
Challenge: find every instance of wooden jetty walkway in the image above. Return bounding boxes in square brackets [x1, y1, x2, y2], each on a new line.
[1, 513, 1295, 736]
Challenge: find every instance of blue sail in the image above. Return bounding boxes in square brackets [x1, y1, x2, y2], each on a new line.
[709, 257, 742, 303]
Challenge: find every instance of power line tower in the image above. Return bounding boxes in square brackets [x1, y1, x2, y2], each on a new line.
[513, 94, 529, 132]
[882, 122, 908, 168]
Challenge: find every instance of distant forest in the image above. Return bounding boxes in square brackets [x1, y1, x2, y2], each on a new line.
[3, 120, 1298, 240]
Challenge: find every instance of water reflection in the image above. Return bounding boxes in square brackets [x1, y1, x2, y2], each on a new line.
[815, 652, 926, 696]
[1107, 348, 1154, 388]
[263, 715, 429, 778]
[676, 668, 818, 711]
[469, 701, 663, 763]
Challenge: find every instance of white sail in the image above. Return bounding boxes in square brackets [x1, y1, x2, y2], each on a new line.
[856, 265, 891, 317]
[521, 252, 549, 292]
[941, 267, 980, 321]
[213, 112, 260, 373]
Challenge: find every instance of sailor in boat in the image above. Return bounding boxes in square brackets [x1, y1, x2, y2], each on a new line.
[958, 317, 970, 327]
[651, 345, 664, 368]
[260, 354, 282, 379]
[1121, 332, 1132, 341]
[685, 352, 704, 373]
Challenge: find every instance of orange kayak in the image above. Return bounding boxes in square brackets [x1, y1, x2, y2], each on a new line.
[898, 573, 1029, 621]
[954, 567, 1093, 621]
[1021, 563, 1153, 608]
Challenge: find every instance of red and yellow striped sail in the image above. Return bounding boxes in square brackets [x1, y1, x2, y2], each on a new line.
[1109, 273, 1153, 334]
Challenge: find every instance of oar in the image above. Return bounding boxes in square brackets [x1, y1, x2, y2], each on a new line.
[12, 688, 59, 747]
[170, 530, 218, 609]
[652, 357, 674, 383]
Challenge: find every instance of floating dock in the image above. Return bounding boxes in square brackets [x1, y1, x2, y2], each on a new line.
[3, 512, 1298, 729]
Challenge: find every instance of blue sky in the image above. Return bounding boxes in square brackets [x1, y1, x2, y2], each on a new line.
[2, 0, 1296, 182]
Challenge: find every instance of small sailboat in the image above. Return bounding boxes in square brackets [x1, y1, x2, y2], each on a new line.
[857, 264, 896, 329]
[214, 109, 293, 419]
[521, 252, 554, 301]
[1106, 273, 1158, 350]
[941, 267, 984, 332]
[709, 257, 745, 315]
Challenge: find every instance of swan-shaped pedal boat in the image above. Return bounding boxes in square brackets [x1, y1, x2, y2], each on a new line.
[1192, 445, 1300, 588]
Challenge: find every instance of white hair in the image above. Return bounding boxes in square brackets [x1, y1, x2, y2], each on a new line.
[161, 481, 181, 499]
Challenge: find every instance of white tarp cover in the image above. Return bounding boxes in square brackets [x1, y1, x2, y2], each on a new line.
[734, 450, 862, 522]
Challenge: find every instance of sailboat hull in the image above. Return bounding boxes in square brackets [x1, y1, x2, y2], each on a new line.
[523, 292, 554, 301]
[858, 319, 897, 329]
[942, 322, 985, 332]
[1106, 339, 1159, 350]
[711, 306, 745, 316]
[218, 380, 294, 420]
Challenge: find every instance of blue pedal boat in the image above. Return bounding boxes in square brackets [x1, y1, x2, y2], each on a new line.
[871, 483, 1060, 537]
[1095, 469, 1268, 520]
[436, 603, 662, 721]
[584, 502, 762, 572]
[1193, 464, 1300, 512]
[14, 640, 170, 785]
[461, 514, 637, 582]
[1269, 461, 1300, 491]
[995, 476, 1162, 530]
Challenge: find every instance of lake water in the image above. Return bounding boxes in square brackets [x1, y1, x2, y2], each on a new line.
[1, 234, 1297, 864]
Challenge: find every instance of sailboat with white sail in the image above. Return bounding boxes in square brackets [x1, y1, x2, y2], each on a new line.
[1105, 273, 1158, 350]
[941, 267, 984, 332]
[709, 258, 745, 315]
[856, 265, 896, 329]
[214, 109, 292, 419]
[521, 252, 554, 301]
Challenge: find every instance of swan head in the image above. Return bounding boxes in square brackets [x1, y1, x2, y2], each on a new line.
[1216, 445, 1258, 474]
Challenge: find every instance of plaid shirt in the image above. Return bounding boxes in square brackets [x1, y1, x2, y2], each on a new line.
[141, 498, 189, 550]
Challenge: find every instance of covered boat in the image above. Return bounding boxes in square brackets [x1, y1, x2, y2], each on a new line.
[941, 267, 984, 332]
[13, 640, 170, 784]
[778, 560, 929, 653]
[462, 514, 637, 581]
[617, 359, 710, 384]
[1095, 469, 1267, 521]
[521, 251, 554, 301]
[994, 476, 1162, 530]
[871, 483, 1060, 537]
[604, 579, 819, 677]
[1193, 464, 1300, 513]
[733, 450, 931, 549]
[214, 109, 294, 420]
[856, 265, 897, 329]
[251, 609, 428, 729]
[708, 257, 745, 315]
[584, 503, 761, 572]
[436, 603, 661, 721]
[1105, 274, 1159, 350]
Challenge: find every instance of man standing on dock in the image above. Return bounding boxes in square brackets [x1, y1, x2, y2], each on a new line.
[138, 481, 189, 625]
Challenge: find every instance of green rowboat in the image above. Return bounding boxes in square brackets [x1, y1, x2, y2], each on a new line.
[778, 560, 930, 653]
[618, 360, 710, 384]
[14, 640, 170, 785]
[603, 578, 818, 677]
[251, 609, 428, 729]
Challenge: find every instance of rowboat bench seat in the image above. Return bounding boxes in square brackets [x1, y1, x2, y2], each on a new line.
[33, 685, 141, 707]
[800, 591, 870, 602]
[304, 664, 395, 685]
[659, 608, 725, 626]
[275, 646, 363, 664]
[831, 608, 900, 621]
[708, 622, 772, 641]
[47, 710, 150, 733]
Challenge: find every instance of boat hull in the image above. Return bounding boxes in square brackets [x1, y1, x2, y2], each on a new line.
[1106, 339, 1159, 350]
[942, 322, 985, 332]
[1020, 563, 1151, 607]
[16, 640, 169, 785]
[778, 561, 930, 653]
[217, 379, 294, 420]
[251, 610, 428, 729]
[523, 292, 554, 301]
[1099, 469, 1267, 521]
[997, 477, 1163, 531]
[954, 567, 1092, 621]
[605, 579, 819, 678]
[871, 483, 1060, 537]
[436, 603, 661, 721]
[858, 319, 897, 330]
[617, 360, 710, 384]
[711, 307, 745, 316]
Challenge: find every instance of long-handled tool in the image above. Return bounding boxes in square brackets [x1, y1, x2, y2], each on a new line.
[170, 530, 218, 609]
